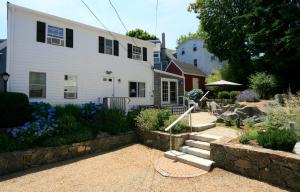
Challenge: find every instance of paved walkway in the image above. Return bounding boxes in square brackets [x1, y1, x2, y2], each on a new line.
[0, 144, 286, 192]
[191, 112, 217, 125]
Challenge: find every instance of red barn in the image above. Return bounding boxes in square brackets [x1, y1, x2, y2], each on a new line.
[165, 60, 206, 92]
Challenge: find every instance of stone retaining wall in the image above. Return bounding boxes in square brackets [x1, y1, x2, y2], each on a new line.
[210, 140, 300, 191]
[0, 132, 136, 176]
[137, 130, 189, 151]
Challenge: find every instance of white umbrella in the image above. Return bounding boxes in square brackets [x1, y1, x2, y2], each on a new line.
[205, 80, 242, 86]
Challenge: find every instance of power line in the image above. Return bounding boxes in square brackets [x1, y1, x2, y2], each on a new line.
[155, 1, 158, 36]
[107, 0, 138, 47]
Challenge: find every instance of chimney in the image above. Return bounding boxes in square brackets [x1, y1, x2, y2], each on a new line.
[161, 32, 165, 49]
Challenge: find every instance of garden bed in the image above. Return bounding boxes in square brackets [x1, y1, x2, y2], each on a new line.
[0, 131, 136, 176]
[210, 139, 300, 191]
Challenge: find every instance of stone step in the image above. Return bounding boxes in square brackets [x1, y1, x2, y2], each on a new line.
[185, 139, 210, 151]
[164, 150, 214, 171]
[192, 123, 216, 132]
[189, 133, 222, 143]
[180, 146, 210, 159]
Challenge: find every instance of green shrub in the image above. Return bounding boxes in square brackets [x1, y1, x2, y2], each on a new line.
[0, 92, 30, 128]
[162, 115, 188, 134]
[217, 91, 230, 99]
[0, 132, 29, 152]
[249, 72, 277, 99]
[57, 114, 80, 134]
[101, 109, 130, 135]
[135, 109, 171, 131]
[127, 109, 141, 129]
[257, 128, 299, 152]
[187, 89, 204, 101]
[239, 130, 258, 144]
[63, 104, 81, 119]
[41, 127, 95, 147]
[229, 91, 240, 100]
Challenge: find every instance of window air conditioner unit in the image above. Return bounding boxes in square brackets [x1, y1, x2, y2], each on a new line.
[47, 37, 64, 46]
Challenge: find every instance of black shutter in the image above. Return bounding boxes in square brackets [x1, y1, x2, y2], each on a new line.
[143, 47, 147, 61]
[66, 28, 73, 48]
[36, 21, 46, 43]
[98, 36, 105, 53]
[128, 43, 132, 59]
[113, 40, 119, 56]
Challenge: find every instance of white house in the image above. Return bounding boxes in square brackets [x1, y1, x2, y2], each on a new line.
[177, 39, 224, 75]
[5, 3, 155, 109]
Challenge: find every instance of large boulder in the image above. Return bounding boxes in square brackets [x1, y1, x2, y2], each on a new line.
[234, 106, 265, 118]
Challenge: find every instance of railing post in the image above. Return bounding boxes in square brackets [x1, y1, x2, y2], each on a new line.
[169, 129, 172, 151]
[189, 112, 192, 132]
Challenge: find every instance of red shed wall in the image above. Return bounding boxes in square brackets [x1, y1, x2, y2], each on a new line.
[165, 62, 183, 76]
[184, 74, 205, 92]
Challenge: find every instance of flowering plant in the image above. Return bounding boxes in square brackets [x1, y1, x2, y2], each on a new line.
[237, 90, 259, 102]
[8, 102, 58, 144]
[80, 102, 100, 117]
[187, 89, 204, 102]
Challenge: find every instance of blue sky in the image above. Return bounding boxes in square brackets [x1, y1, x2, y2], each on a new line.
[0, 0, 199, 49]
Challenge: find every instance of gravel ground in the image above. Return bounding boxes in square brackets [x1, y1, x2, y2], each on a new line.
[0, 144, 286, 192]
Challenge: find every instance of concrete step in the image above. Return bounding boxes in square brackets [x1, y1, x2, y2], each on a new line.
[180, 146, 210, 159]
[192, 123, 216, 132]
[185, 139, 210, 150]
[164, 150, 214, 171]
[189, 133, 222, 142]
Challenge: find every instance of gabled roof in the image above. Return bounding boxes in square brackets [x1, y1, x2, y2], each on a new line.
[166, 60, 206, 77]
[164, 48, 176, 61]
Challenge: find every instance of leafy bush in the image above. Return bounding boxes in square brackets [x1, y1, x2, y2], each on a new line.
[229, 91, 240, 100]
[0, 92, 30, 128]
[162, 115, 188, 134]
[237, 90, 259, 102]
[249, 72, 277, 99]
[239, 130, 258, 144]
[41, 127, 95, 147]
[57, 113, 80, 134]
[101, 109, 130, 135]
[217, 91, 230, 99]
[135, 109, 171, 131]
[187, 89, 204, 102]
[0, 132, 28, 152]
[7, 102, 58, 144]
[127, 109, 141, 129]
[257, 128, 299, 152]
[80, 102, 99, 118]
[63, 104, 81, 119]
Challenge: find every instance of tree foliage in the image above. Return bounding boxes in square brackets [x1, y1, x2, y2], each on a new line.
[177, 26, 206, 45]
[189, 0, 300, 91]
[126, 29, 158, 40]
[249, 72, 277, 99]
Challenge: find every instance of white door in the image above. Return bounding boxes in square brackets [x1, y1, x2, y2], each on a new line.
[192, 78, 199, 89]
[161, 79, 178, 105]
[102, 76, 114, 97]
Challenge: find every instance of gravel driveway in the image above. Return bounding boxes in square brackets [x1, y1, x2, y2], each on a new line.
[0, 144, 286, 192]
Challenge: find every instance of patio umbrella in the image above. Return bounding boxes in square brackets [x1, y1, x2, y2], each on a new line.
[205, 80, 242, 87]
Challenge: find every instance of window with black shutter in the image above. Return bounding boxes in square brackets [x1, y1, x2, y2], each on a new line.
[36, 21, 46, 43]
[143, 47, 147, 61]
[66, 28, 73, 48]
[98, 36, 105, 53]
[128, 43, 132, 59]
[113, 40, 119, 56]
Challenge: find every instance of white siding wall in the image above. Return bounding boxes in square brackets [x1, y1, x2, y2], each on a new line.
[7, 5, 154, 108]
[177, 39, 223, 75]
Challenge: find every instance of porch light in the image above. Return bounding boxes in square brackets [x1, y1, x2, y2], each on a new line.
[2, 72, 10, 93]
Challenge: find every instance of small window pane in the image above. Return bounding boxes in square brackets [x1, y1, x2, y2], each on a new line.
[138, 82, 145, 97]
[105, 39, 113, 55]
[29, 72, 46, 98]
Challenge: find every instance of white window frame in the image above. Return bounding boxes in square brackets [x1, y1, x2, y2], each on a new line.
[105, 38, 113, 55]
[129, 81, 146, 98]
[29, 72, 46, 98]
[46, 25, 65, 46]
[153, 51, 161, 64]
[161, 78, 178, 105]
[64, 75, 78, 99]
[132, 46, 142, 60]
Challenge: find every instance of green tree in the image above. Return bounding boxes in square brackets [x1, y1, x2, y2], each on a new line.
[249, 72, 277, 99]
[177, 26, 206, 46]
[126, 29, 158, 40]
[189, 0, 300, 91]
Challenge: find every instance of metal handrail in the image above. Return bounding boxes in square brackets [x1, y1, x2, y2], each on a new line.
[165, 91, 209, 150]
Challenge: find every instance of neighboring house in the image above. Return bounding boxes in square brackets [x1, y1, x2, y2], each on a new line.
[165, 60, 205, 92]
[0, 39, 7, 92]
[177, 39, 223, 75]
[6, 3, 155, 109]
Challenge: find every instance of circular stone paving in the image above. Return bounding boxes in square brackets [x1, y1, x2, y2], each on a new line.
[154, 157, 208, 178]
